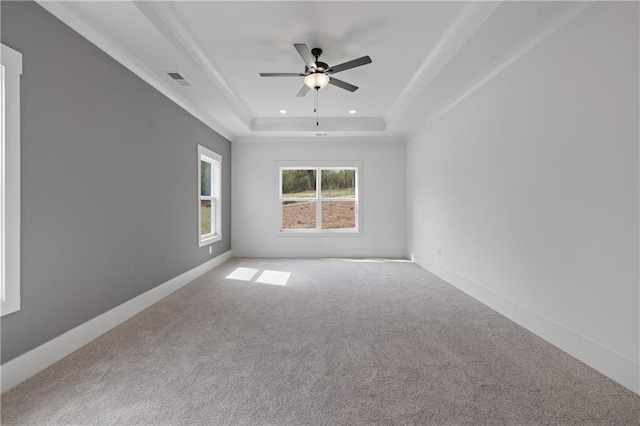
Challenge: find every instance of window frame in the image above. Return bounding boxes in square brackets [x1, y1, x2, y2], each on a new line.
[278, 163, 361, 235]
[1, 44, 22, 317]
[198, 145, 222, 247]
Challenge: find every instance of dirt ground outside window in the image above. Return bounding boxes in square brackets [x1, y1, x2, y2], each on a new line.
[282, 201, 355, 230]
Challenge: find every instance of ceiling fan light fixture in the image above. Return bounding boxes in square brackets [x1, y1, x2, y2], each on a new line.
[304, 72, 330, 90]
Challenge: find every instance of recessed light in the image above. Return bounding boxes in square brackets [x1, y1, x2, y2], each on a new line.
[279, 109, 287, 114]
[349, 109, 358, 114]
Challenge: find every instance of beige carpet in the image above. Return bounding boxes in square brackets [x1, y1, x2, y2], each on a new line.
[2, 258, 639, 425]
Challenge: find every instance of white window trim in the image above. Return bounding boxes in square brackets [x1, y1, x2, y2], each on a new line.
[1, 44, 22, 317]
[198, 145, 222, 247]
[278, 162, 362, 235]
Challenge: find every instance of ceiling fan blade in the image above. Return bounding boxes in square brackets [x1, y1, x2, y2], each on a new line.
[294, 43, 316, 70]
[329, 77, 358, 92]
[260, 73, 305, 77]
[296, 85, 311, 97]
[328, 56, 372, 74]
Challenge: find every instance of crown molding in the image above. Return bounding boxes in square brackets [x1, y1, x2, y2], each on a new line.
[410, 0, 596, 139]
[133, 1, 253, 130]
[384, 1, 502, 127]
[35, 1, 234, 141]
[251, 117, 385, 133]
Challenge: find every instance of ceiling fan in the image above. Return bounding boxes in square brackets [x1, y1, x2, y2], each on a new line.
[259, 43, 372, 97]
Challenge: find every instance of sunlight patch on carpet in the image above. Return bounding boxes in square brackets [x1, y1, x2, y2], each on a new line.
[226, 267, 260, 281]
[256, 270, 291, 286]
[327, 258, 412, 263]
[226, 267, 291, 286]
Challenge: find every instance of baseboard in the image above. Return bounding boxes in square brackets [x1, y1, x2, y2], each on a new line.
[0, 250, 233, 394]
[405, 250, 415, 262]
[233, 248, 409, 259]
[412, 256, 639, 396]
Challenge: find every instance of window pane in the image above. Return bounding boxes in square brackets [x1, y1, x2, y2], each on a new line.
[201, 160, 212, 196]
[322, 201, 356, 229]
[201, 200, 212, 235]
[282, 201, 316, 229]
[282, 169, 316, 198]
[320, 169, 355, 198]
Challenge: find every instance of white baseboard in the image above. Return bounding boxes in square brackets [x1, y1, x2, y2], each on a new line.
[405, 250, 415, 262]
[0, 250, 233, 394]
[412, 255, 639, 396]
[233, 248, 409, 259]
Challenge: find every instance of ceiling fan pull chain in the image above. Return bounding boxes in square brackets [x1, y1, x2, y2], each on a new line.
[315, 89, 319, 126]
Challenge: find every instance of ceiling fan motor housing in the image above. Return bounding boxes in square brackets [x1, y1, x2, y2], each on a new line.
[314, 62, 329, 72]
[306, 62, 329, 73]
[310, 48, 329, 72]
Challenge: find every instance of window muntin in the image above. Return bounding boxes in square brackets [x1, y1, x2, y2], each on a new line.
[198, 145, 221, 246]
[280, 167, 358, 233]
[1, 44, 22, 317]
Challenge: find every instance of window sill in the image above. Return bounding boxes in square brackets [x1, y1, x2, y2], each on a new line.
[199, 234, 221, 247]
[278, 230, 360, 237]
[1, 302, 21, 317]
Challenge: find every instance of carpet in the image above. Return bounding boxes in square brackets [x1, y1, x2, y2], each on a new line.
[2, 258, 639, 425]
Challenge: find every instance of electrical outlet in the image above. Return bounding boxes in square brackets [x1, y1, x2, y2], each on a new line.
[209, 246, 212, 254]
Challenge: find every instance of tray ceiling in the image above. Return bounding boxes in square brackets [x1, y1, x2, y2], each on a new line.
[37, 1, 590, 142]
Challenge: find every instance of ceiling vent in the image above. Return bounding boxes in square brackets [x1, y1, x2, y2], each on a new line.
[165, 71, 192, 87]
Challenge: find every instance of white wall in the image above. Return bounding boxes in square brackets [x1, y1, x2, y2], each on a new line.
[406, 2, 639, 393]
[232, 139, 406, 258]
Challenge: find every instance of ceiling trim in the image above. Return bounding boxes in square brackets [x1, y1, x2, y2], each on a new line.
[384, 1, 502, 127]
[410, 0, 596, 139]
[134, 1, 254, 130]
[234, 135, 406, 144]
[251, 117, 385, 133]
[35, 0, 234, 141]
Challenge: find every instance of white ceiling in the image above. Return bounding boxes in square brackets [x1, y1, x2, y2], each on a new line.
[38, 1, 587, 142]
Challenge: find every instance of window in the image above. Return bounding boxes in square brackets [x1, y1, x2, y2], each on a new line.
[1, 44, 22, 317]
[198, 145, 222, 246]
[280, 167, 359, 233]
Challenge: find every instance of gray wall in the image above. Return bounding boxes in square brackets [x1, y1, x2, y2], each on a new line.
[1, 1, 232, 363]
